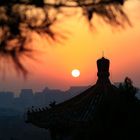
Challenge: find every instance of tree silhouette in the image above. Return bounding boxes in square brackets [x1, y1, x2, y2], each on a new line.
[116, 77, 140, 139]
[119, 77, 138, 101]
[0, 0, 131, 75]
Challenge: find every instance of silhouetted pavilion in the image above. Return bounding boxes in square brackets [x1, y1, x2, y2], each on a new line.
[26, 57, 140, 140]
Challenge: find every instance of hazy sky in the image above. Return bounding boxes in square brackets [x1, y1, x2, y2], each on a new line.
[0, 0, 140, 95]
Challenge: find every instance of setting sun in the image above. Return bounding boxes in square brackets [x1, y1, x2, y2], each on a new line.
[71, 69, 80, 78]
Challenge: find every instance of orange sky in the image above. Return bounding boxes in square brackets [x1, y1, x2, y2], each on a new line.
[0, 0, 140, 95]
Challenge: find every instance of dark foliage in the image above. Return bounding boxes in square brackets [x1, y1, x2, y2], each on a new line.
[119, 77, 138, 101]
[0, 0, 131, 75]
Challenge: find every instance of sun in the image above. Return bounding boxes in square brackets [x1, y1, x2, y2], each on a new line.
[71, 69, 80, 78]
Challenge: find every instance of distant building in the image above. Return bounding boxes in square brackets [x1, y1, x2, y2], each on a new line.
[0, 91, 14, 108]
[66, 86, 90, 98]
[34, 92, 46, 107]
[42, 88, 67, 105]
[20, 89, 34, 99]
[18, 89, 34, 109]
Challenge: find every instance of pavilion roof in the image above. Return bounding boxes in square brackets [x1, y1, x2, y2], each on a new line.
[26, 57, 119, 129]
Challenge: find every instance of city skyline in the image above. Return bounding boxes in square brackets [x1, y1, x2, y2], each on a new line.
[0, 85, 89, 112]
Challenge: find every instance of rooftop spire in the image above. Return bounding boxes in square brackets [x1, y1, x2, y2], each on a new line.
[96, 57, 110, 84]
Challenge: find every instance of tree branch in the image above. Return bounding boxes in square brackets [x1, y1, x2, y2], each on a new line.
[0, 0, 130, 76]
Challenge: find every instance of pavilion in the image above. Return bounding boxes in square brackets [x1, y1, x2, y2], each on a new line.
[26, 57, 140, 140]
